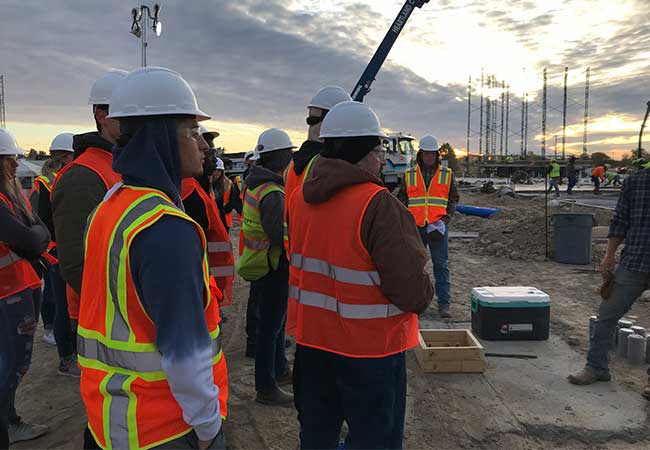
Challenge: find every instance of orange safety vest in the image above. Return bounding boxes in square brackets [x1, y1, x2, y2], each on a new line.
[287, 182, 419, 358]
[223, 177, 233, 228]
[283, 156, 317, 336]
[182, 178, 234, 306]
[52, 147, 121, 191]
[591, 166, 606, 178]
[0, 193, 42, 299]
[29, 172, 56, 197]
[405, 164, 452, 227]
[77, 185, 228, 450]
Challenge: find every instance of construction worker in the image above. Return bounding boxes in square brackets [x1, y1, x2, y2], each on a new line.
[213, 157, 242, 232]
[603, 168, 623, 187]
[632, 158, 650, 172]
[284, 86, 351, 337]
[566, 155, 578, 195]
[591, 163, 608, 194]
[287, 101, 433, 447]
[51, 69, 127, 324]
[77, 67, 227, 449]
[0, 128, 51, 444]
[547, 158, 561, 197]
[237, 128, 294, 405]
[182, 149, 235, 307]
[568, 159, 650, 398]
[29, 133, 79, 376]
[397, 134, 459, 318]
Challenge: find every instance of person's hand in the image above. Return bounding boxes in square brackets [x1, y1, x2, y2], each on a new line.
[600, 253, 616, 279]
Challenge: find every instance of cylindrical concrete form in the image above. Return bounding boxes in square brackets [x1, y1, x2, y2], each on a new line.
[618, 328, 634, 359]
[646, 336, 650, 364]
[627, 334, 646, 365]
[631, 326, 646, 336]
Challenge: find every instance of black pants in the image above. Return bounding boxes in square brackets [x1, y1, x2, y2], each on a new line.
[49, 261, 76, 358]
[294, 345, 407, 450]
[253, 257, 289, 392]
[245, 283, 261, 353]
[0, 416, 8, 450]
[84, 426, 226, 449]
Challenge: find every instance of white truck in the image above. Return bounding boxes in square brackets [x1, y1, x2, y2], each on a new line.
[381, 132, 416, 190]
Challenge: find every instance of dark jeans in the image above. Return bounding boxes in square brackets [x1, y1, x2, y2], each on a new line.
[417, 227, 451, 305]
[586, 266, 650, 374]
[253, 257, 289, 392]
[591, 175, 601, 191]
[245, 283, 261, 352]
[547, 177, 560, 195]
[0, 288, 40, 425]
[48, 263, 76, 358]
[0, 416, 7, 450]
[295, 345, 407, 450]
[41, 270, 55, 329]
[567, 176, 577, 194]
[84, 426, 226, 449]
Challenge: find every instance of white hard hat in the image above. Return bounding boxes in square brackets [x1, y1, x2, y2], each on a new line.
[245, 150, 259, 161]
[319, 101, 386, 139]
[256, 128, 296, 154]
[419, 135, 439, 152]
[49, 133, 75, 152]
[88, 69, 129, 106]
[215, 157, 225, 170]
[0, 128, 23, 156]
[199, 124, 220, 139]
[308, 86, 352, 111]
[107, 67, 210, 121]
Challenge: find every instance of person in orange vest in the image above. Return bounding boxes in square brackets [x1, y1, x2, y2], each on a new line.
[287, 101, 433, 447]
[29, 133, 80, 377]
[591, 163, 608, 194]
[182, 149, 235, 307]
[0, 128, 51, 444]
[78, 67, 228, 450]
[213, 157, 242, 232]
[284, 86, 351, 339]
[396, 134, 459, 318]
[51, 70, 127, 324]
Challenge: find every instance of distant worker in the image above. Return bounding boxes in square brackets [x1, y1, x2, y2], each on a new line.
[287, 101, 433, 447]
[237, 128, 294, 406]
[603, 168, 623, 188]
[568, 159, 650, 399]
[51, 69, 127, 323]
[590, 163, 608, 194]
[546, 158, 561, 197]
[566, 155, 578, 195]
[78, 67, 227, 449]
[29, 133, 78, 376]
[213, 157, 242, 232]
[397, 134, 459, 318]
[182, 148, 235, 307]
[632, 158, 650, 172]
[285, 85, 351, 336]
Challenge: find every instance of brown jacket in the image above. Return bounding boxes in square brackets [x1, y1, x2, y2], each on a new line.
[301, 157, 433, 314]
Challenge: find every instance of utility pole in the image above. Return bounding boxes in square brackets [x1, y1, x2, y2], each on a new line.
[486, 76, 491, 158]
[0, 75, 5, 129]
[562, 67, 568, 160]
[524, 93, 529, 156]
[466, 76, 471, 162]
[541, 67, 547, 158]
[479, 69, 484, 157]
[505, 84, 510, 157]
[491, 76, 497, 158]
[639, 99, 650, 159]
[130, 4, 162, 67]
[520, 91, 525, 156]
[583, 67, 590, 156]
[554, 135, 558, 159]
[500, 80, 505, 157]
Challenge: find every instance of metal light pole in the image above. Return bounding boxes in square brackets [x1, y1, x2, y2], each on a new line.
[130, 4, 162, 67]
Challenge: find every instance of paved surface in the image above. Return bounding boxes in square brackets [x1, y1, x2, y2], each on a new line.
[419, 318, 650, 444]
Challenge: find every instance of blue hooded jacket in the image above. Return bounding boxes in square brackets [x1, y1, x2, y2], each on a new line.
[111, 117, 222, 440]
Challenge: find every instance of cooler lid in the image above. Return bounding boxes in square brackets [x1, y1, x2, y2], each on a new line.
[471, 286, 550, 305]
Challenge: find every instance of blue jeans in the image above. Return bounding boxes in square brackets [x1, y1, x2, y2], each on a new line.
[567, 176, 577, 194]
[586, 266, 650, 374]
[0, 288, 40, 425]
[49, 263, 76, 359]
[418, 227, 451, 305]
[295, 345, 407, 450]
[253, 257, 289, 392]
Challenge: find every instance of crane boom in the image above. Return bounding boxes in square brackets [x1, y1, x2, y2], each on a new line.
[351, 0, 430, 102]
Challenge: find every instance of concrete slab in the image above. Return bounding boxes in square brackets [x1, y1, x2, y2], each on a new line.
[418, 319, 650, 443]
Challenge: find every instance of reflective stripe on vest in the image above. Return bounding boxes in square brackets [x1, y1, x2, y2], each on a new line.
[287, 181, 419, 358]
[283, 155, 317, 253]
[236, 182, 284, 281]
[405, 164, 451, 227]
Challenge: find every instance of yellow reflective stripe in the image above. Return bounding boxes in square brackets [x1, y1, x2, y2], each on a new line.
[302, 156, 317, 184]
[100, 374, 111, 449]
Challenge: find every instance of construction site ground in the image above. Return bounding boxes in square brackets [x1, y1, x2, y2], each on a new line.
[15, 190, 650, 450]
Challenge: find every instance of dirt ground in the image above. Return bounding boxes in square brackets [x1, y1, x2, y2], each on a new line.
[14, 191, 650, 449]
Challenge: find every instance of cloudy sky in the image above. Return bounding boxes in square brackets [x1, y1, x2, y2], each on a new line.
[2, 0, 649, 159]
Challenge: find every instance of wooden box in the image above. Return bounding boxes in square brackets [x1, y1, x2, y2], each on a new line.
[414, 329, 485, 373]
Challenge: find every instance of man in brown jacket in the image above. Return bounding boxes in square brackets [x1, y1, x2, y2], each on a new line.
[287, 101, 433, 449]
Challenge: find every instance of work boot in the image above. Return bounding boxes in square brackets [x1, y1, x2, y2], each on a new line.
[58, 356, 81, 378]
[8, 417, 48, 444]
[255, 385, 294, 406]
[275, 368, 293, 387]
[439, 304, 451, 319]
[42, 328, 56, 346]
[567, 366, 611, 385]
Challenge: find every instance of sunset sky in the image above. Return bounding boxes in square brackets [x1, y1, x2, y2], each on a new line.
[2, 0, 648, 159]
